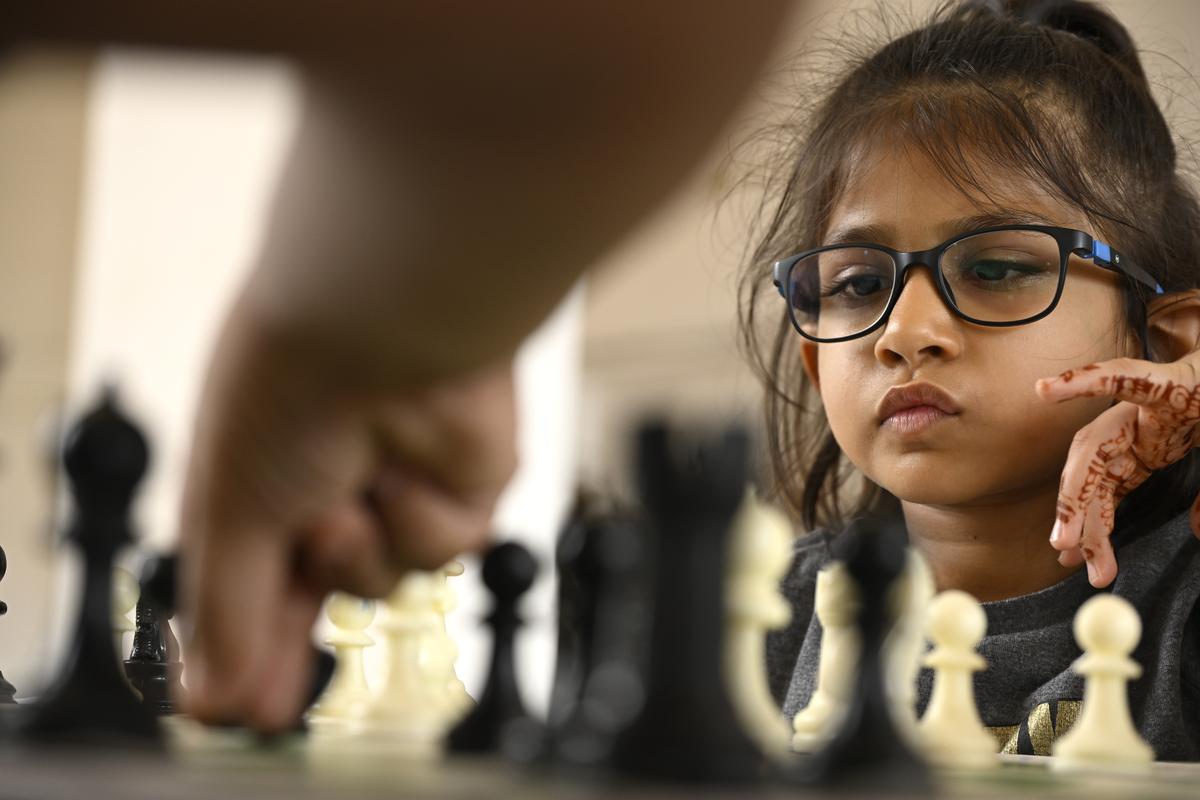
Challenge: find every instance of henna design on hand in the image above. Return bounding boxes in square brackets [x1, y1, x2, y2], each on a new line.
[1037, 359, 1200, 588]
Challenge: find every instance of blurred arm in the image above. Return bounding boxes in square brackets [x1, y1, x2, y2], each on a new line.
[4, 2, 793, 380]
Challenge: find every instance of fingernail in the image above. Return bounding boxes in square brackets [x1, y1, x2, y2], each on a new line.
[1050, 519, 1063, 546]
[1085, 559, 1099, 585]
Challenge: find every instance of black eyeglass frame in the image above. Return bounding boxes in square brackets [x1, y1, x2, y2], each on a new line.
[772, 224, 1165, 344]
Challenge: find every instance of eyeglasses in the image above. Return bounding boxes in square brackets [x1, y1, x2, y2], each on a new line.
[772, 225, 1164, 343]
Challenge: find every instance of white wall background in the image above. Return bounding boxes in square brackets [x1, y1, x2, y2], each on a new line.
[56, 50, 579, 714]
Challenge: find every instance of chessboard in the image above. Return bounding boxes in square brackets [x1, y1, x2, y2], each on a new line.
[0, 392, 1198, 799]
[0, 723, 1199, 799]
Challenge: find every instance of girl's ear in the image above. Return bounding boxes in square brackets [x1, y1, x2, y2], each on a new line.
[1146, 289, 1200, 362]
[800, 340, 821, 390]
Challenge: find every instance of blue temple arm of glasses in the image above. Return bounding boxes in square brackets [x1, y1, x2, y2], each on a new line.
[1084, 240, 1164, 294]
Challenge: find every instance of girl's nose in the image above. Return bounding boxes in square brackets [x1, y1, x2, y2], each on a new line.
[873, 265, 963, 369]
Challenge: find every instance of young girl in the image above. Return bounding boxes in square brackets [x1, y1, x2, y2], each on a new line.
[745, 0, 1200, 761]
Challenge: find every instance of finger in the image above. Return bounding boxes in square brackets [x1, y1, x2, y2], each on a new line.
[298, 501, 404, 599]
[370, 466, 499, 571]
[1058, 546, 1085, 568]
[1036, 357, 1196, 408]
[245, 586, 323, 733]
[182, 514, 289, 725]
[374, 362, 518, 499]
[1050, 403, 1137, 552]
[1079, 487, 1119, 588]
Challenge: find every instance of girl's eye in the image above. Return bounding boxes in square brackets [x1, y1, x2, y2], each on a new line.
[961, 258, 1050, 286]
[972, 261, 1019, 281]
[821, 270, 889, 299]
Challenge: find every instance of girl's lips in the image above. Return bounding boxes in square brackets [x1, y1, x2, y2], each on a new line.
[881, 404, 956, 435]
[876, 381, 963, 422]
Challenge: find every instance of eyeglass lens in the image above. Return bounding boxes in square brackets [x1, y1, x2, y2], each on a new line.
[787, 229, 1062, 340]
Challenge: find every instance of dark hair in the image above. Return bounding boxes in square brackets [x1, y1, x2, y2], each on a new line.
[739, 0, 1200, 533]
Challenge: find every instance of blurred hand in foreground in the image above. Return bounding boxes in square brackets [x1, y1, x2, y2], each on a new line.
[179, 296, 516, 731]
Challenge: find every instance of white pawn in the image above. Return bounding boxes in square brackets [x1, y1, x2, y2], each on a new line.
[1052, 594, 1153, 771]
[112, 566, 138, 658]
[310, 593, 376, 728]
[425, 561, 471, 719]
[363, 570, 445, 751]
[724, 491, 794, 758]
[792, 561, 859, 752]
[918, 590, 997, 768]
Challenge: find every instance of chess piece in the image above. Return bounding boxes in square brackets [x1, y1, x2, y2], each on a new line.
[1052, 594, 1153, 771]
[543, 505, 645, 768]
[802, 517, 929, 790]
[918, 590, 997, 768]
[884, 548, 935, 747]
[725, 490, 793, 758]
[133, 552, 186, 714]
[310, 593, 376, 727]
[123, 592, 184, 715]
[112, 567, 138, 658]
[792, 561, 859, 751]
[447, 541, 539, 758]
[20, 391, 160, 745]
[0, 544, 16, 703]
[545, 503, 597, 737]
[131, 553, 185, 715]
[608, 422, 764, 784]
[426, 562, 471, 719]
[363, 568, 448, 751]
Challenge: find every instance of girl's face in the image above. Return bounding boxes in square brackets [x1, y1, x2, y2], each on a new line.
[803, 146, 1136, 507]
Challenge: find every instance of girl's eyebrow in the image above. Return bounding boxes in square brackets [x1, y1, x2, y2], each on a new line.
[821, 210, 1053, 248]
[946, 211, 1052, 235]
[822, 222, 894, 247]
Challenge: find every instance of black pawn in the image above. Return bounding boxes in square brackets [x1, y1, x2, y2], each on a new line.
[20, 391, 160, 745]
[607, 422, 764, 784]
[125, 554, 186, 715]
[543, 504, 645, 768]
[447, 540, 538, 756]
[802, 517, 929, 790]
[123, 594, 184, 715]
[0, 544, 16, 704]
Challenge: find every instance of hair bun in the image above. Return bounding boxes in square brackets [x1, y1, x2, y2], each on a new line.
[998, 0, 1147, 81]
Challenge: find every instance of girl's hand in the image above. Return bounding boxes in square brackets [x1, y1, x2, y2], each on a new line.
[1035, 357, 1200, 588]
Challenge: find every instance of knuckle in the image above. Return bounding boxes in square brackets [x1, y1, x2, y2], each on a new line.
[1070, 426, 1096, 448]
[1184, 358, 1200, 389]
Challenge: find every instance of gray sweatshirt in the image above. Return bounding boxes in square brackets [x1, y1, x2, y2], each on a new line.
[765, 510, 1200, 761]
